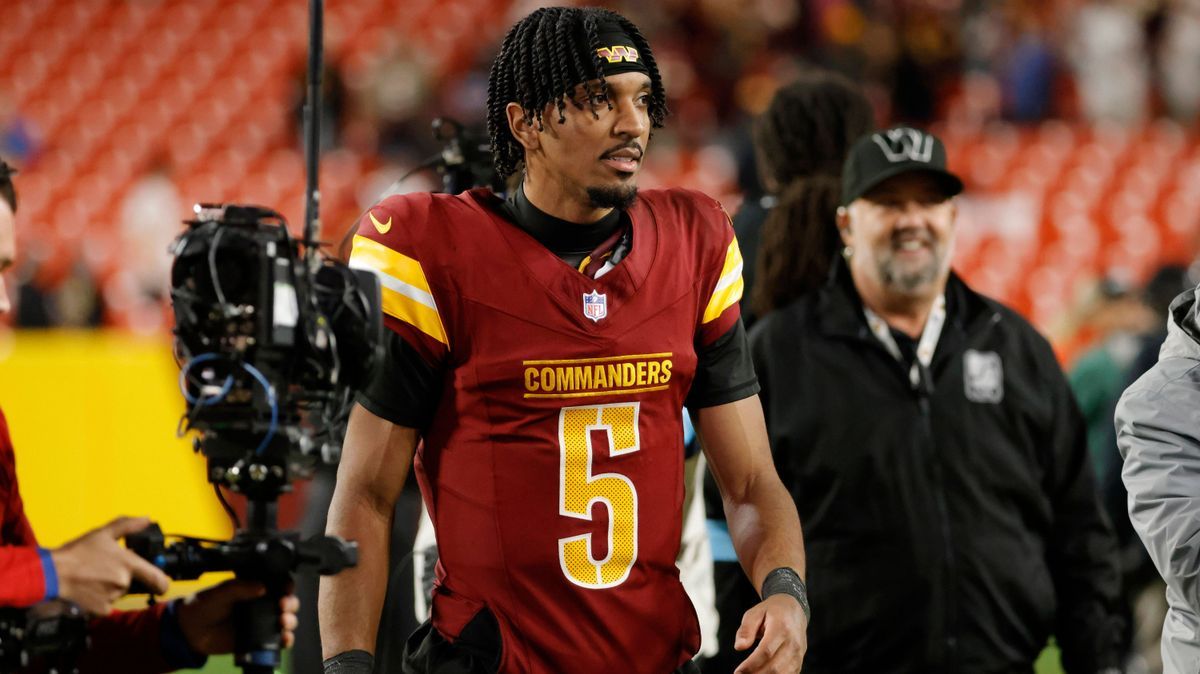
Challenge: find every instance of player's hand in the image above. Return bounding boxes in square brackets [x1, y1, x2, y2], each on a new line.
[733, 593, 808, 674]
[176, 579, 300, 655]
[50, 516, 171, 616]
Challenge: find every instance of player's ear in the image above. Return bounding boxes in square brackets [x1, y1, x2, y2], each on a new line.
[507, 103, 540, 152]
[837, 206, 853, 247]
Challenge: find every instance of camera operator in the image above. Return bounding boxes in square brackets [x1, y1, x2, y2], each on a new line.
[0, 159, 299, 672]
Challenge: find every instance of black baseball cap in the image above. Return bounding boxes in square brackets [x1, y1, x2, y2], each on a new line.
[841, 127, 964, 206]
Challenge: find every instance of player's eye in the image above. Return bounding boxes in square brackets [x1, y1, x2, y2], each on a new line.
[590, 93, 609, 106]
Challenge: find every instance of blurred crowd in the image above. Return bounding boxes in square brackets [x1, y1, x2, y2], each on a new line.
[2, 0, 1199, 350]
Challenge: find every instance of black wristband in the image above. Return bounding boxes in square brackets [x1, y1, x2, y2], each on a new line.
[761, 567, 810, 621]
[323, 649, 374, 674]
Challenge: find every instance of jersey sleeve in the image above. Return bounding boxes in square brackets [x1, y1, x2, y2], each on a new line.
[356, 330, 445, 430]
[347, 196, 452, 429]
[0, 408, 51, 608]
[0, 546, 50, 607]
[696, 205, 745, 348]
[685, 318, 759, 411]
[686, 196, 758, 408]
[347, 196, 451, 367]
[0, 408, 36, 549]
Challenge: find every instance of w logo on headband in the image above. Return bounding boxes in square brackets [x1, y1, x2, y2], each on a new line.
[872, 128, 934, 163]
[597, 45, 639, 63]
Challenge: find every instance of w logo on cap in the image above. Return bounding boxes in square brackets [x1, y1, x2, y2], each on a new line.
[872, 128, 934, 163]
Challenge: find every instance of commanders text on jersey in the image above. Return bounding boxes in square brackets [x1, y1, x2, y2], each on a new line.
[523, 353, 674, 398]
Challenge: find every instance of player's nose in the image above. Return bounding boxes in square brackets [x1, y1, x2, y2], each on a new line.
[612, 100, 648, 139]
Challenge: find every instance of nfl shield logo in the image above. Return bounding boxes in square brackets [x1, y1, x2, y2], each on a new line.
[583, 290, 607, 322]
[963, 349, 1004, 403]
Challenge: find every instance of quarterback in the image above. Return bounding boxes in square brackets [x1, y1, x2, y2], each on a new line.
[319, 7, 807, 674]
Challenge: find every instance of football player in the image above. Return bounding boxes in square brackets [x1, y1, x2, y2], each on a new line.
[319, 8, 807, 674]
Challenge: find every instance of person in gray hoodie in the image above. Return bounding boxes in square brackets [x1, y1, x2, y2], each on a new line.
[1116, 283, 1200, 673]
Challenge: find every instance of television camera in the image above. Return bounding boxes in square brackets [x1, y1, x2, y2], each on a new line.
[124, 202, 380, 673]
[1, 0, 385, 669]
[121, 0, 383, 671]
[0, 603, 87, 674]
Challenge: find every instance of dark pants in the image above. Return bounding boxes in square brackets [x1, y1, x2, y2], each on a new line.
[401, 619, 703, 674]
[698, 561, 758, 674]
[292, 470, 424, 674]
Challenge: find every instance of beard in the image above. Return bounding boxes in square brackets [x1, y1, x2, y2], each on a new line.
[878, 245, 946, 296]
[587, 184, 638, 210]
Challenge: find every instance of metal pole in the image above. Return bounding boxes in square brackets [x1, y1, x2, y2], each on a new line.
[303, 0, 323, 249]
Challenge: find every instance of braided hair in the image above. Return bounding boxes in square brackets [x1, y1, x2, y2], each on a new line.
[0, 159, 15, 214]
[486, 7, 667, 180]
[750, 70, 873, 316]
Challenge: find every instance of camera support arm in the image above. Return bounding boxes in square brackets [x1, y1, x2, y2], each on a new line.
[126, 504, 356, 674]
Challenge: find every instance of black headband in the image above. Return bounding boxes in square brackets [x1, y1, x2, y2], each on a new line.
[589, 19, 649, 78]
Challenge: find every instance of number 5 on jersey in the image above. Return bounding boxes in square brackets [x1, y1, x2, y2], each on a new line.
[558, 403, 641, 589]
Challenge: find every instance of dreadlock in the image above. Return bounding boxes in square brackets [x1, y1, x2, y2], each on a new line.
[0, 159, 15, 214]
[750, 70, 873, 316]
[487, 6, 668, 180]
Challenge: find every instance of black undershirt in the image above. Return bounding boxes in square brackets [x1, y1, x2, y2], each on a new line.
[890, 329, 919, 368]
[358, 190, 758, 430]
[501, 183, 624, 269]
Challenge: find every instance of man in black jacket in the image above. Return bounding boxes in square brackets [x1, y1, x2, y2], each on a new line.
[750, 127, 1123, 673]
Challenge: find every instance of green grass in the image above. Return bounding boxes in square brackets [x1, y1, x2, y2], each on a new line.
[197, 656, 239, 674]
[1034, 643, 1064, 674]
[197, 650, 289, 674]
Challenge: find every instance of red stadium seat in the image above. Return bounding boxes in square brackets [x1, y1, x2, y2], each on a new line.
[8, 1, 1199, 330]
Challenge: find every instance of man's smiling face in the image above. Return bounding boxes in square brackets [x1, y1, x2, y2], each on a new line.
[842, 171, 957, 301]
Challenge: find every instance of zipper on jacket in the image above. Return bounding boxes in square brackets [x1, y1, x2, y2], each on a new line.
[917, 376, 957, 670]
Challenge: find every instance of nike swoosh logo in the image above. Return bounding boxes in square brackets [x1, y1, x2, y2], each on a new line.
[369, 212, 392, 234]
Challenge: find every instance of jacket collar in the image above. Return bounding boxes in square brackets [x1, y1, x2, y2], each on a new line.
[815, 256, 996, 346]
[1161, 286, 1200, 361]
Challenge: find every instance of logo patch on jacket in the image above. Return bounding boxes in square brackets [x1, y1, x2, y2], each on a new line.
[583, 290, 607, 322]
[963, 349, 1003, 403]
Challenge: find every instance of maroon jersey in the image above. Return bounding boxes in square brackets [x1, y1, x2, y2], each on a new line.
[349, 188, 744, 673]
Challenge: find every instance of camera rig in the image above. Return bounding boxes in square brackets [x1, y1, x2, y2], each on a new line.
[128, 197, 380, 673]
[122, 1, 382, 672]
[395, 117, 502, 196]
[0, 0, 381, 671]
[169, 203, 380, 488]
[428, 117, 502, 195]
[0, 603, 87, 674]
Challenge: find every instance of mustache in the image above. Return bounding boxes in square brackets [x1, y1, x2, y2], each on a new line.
[600, 142, 644, 160]
[890, 230, 934, 247]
